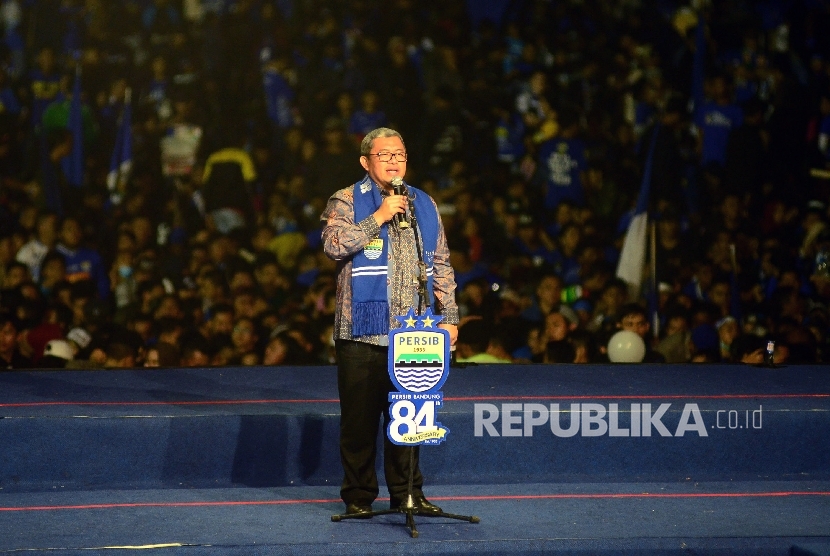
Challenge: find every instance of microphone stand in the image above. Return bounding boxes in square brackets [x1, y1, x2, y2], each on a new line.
[331, 184, 479, 537]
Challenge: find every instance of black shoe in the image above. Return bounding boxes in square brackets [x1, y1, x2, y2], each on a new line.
[344, 503, 373, 519]
[390, 494, 442, 515]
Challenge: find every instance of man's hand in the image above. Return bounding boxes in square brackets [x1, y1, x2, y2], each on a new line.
[373, 195, 407, 226]
[439, 323, 458, 346]
[741, 348, 765, 365]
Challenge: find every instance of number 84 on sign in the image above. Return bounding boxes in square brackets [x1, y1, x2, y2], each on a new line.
[388, 394, 450, 445]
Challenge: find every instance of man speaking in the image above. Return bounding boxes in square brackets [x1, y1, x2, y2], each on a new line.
[321, 127, 459, 518]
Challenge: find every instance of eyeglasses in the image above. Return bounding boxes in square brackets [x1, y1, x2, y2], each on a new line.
[369, 151, 407, 162]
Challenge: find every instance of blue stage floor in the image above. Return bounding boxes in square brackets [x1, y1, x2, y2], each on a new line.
[2, 482, 830, 555]
[1, 364, 829, 554]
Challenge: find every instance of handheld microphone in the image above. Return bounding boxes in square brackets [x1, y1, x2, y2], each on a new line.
[391, 177, 410, 228]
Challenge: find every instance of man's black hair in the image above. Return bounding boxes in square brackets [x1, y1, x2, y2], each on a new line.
[617, 302, 648, 323]
[546, 339, 576, 363]
[457, 319, 492, 354]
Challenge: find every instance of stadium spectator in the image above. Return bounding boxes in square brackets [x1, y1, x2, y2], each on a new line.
[0, 312, 30, 369]
[617, 303, 667, 364]
[0, 1, 826, 369]
[55, 216, 110, 300]
[456, 318, 511, 364]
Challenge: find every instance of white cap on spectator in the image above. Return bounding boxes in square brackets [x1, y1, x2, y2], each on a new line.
[67, 327, 92, 349]
[44, 339, 75, 361]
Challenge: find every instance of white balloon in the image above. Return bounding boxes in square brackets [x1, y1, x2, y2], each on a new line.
[607, 330, 646, 363]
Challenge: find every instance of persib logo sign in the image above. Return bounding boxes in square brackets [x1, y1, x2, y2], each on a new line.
[387, 308, 450, 445]
[393, 334, 444, 392]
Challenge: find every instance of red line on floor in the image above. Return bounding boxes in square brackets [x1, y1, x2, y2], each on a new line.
[1, 393, 828, 408]
[436, 491, 830, 501]
[2, 491, 828, 512]
[0, 399, 339, 407]
[447, 394, 830, 401]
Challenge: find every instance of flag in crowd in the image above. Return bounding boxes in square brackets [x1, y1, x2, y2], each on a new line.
[616, 125, 660, 291]
[107, 89, 133, 205]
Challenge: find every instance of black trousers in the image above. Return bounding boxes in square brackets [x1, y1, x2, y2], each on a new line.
[335, 339, 423, 506]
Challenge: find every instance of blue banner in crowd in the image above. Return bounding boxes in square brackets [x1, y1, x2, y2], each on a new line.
[107, 91, 133, 205]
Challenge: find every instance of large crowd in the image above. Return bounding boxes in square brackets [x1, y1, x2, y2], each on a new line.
[1, 0, 830, 369]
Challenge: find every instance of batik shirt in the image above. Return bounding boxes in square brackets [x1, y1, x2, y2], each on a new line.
[321, 182, 459, 347]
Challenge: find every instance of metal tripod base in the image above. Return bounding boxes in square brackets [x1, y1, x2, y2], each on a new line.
[331, 495, 480, 538]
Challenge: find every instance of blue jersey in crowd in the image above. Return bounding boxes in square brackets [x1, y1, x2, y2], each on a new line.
[56, 245, 110, 300]
[695, 101, 743, 166]
[537, 137, 586, 210]
[263, 68, 295, 129]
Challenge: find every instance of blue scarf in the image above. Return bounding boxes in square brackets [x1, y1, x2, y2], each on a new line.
[351, 175, 439, 337]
